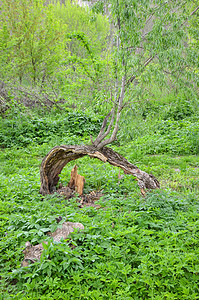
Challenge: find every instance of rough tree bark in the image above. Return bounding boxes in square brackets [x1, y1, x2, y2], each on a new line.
[40, 144, 160, 196]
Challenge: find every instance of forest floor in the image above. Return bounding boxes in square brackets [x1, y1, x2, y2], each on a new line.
[0, 113, 199, 299]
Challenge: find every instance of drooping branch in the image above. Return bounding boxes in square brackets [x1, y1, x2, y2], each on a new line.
[40, 144, 160, 196]
[180, 5, 199, 28]
[125, 5, 199, 88]
[126, 56, 155, 86]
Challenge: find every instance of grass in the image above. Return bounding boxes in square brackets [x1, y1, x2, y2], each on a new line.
[0, 125, 199, 299]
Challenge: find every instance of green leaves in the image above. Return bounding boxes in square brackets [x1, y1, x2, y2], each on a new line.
[0, 0, 109, 110]
[0, 146, 199, 299]
[109, 0, 199, 107]
[0, 1, 199, 297]
[0, 110, 103, 148]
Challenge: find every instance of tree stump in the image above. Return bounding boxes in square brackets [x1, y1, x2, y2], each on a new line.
[40, 145, 160, 196]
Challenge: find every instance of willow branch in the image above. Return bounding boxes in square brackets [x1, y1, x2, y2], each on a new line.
[126, 56, 154, 86]
[180, 5, 199, 28]
[96, 75, 126, 149]
[126, 5, 199, 87]
[93, 109, 114, 146]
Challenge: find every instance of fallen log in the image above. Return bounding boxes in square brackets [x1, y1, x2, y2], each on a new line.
[40, 145, 160, 196]
[21, 221, 84, 267]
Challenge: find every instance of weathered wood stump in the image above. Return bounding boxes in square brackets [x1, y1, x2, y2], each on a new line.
[40, 145, 160, 195]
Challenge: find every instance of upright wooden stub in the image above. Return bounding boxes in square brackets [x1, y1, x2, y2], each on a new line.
[68, 164, 85, 195]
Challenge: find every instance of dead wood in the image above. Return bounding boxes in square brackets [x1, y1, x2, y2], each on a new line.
[78, 190, 103, 208]
[68, 164, 85, 195]
[40, 145, 160, 196]
[21, 222, 84, 267]
[49, 221, 84, 242]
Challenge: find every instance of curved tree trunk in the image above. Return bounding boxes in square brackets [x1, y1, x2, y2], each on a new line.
[40, 145, 160, 196]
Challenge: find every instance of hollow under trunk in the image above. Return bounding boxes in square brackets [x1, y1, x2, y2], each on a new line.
[40, 145, 160, 196]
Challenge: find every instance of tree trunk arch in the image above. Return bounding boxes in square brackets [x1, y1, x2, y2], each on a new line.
[40, 145, 160, 196]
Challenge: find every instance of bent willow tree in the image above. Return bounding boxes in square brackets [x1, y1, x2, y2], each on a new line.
[40, 1, 199, 195]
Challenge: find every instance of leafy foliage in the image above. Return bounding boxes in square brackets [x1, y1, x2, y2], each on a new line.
[0, 0, 110, 110]
[130, 118, 199, 155]
[0, 1, 199, 299]
[0, 115, 199, 298]
[0, 110, 103, 148]
[108, 0, 199, 102]
[0, 145, 198, 299]
[119, 91, 199, 155]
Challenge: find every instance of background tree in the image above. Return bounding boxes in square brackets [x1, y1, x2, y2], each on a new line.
[39, 0, 199, 195]
[0, 0, 198, 193]
[0, 0, 64, 84]
[0, 0, 109, 109]
[91, 0, 199, 148]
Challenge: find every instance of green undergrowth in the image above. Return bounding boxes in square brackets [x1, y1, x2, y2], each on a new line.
[119, 93, 199, 156]
[120, 115, 199, 156]
[0, 110, 103, 148]
[0, 133, 199, 299]
[1, 99, 199, 156]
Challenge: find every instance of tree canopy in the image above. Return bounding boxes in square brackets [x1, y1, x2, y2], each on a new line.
[90, 0, 199, 147]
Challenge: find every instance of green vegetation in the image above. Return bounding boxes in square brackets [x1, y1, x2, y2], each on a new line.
[0, 0, 109, 107]
[0, 0, 199, 299]
[1, 105, 199, 299]
[0, 111, 103, 148]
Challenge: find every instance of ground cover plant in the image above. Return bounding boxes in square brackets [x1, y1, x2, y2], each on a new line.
[0, 108, 199, 299]
[0, 111, 103, 148]
[0, 0, 199, 299]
